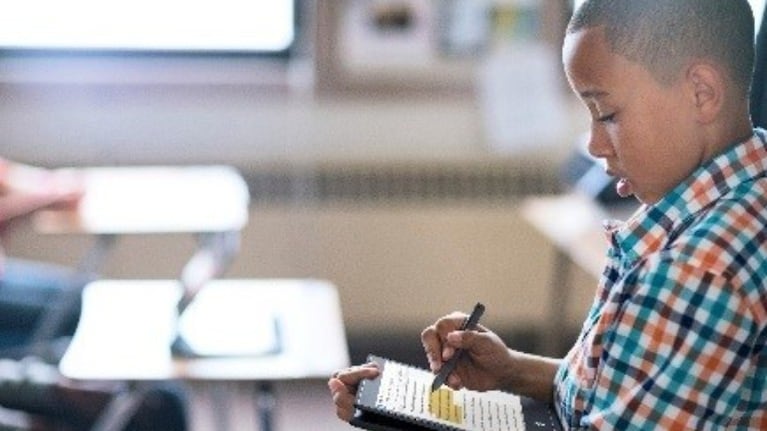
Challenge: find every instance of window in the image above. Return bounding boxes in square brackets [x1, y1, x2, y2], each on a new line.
[0, 0, 296, 54]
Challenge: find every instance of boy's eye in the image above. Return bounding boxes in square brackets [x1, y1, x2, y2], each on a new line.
[597, 113, 616, 123]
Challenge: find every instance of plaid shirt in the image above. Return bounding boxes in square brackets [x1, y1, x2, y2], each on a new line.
[554, 129, 767, 430]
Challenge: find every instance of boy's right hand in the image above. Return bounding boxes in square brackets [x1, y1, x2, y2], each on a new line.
[421, 312, 515, 392]
[327, 362, 380, 422]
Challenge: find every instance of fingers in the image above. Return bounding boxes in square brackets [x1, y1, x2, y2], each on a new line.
[421, 325, 442, 372]
[51, 169, 86, 200]
[328, 378, 356, 421]
[327, 363, 380, 422]
[446, 329, 474, 348]
[333, 362, 379, 386]
[441, 330, 485, 390]
[447, 372, 464, 390]
[421, 312, 472, 372]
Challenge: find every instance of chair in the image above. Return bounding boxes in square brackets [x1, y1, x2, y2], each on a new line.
[0, 358, 187, 431]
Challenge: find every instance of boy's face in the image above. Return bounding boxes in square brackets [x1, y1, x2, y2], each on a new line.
[562, 27, 703, 205]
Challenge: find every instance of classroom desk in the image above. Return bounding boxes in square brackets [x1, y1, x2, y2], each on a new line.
[520, 193, 638, 356]
[28, 166, 250, 364]
[31, 166, 350, 431]
[59, 279, 350, 380]
[33, 165, 250, 275]
[58, 279, 350, 431]
[30, 165, 299, 430]
[34, 165, 249, 235]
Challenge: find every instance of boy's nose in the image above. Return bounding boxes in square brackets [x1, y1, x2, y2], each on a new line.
[586, 127, 614, 159]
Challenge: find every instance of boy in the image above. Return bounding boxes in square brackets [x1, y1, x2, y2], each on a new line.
[330, 0, 767, 429]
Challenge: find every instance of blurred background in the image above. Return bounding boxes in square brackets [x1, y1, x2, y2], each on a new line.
[3, 0, 766, 368]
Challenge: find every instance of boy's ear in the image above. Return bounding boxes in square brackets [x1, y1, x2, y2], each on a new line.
[686, 62, 724, 124]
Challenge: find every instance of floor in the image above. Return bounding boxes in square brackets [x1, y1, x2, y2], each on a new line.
[186, 379, 355, 431]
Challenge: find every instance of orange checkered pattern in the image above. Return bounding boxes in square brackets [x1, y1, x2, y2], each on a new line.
[554, 130, 767, 429]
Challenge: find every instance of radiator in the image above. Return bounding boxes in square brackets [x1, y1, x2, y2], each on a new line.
[244, 159, 562, 204]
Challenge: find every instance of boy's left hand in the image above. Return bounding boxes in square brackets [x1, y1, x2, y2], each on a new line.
[327, 362, 380, 422]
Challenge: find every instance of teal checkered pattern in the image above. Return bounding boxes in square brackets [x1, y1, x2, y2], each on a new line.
[554, 130, 767, 430]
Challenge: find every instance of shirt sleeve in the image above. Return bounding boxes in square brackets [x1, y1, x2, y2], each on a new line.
[585, 256, 759, 429]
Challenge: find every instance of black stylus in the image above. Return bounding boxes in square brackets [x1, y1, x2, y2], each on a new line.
[430, 302, 485, 392]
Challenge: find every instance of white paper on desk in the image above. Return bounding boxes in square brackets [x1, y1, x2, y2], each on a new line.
[177, 285, 280, 357]
[59, 281, 180, 379]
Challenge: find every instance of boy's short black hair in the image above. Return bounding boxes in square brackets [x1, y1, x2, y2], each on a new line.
[568, 0, 755, 99]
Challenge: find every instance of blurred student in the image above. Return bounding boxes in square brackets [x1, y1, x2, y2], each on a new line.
[0, 157, 84, 354]
[0, 158, 189, 430]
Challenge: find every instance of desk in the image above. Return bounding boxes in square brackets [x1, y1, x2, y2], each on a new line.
[520, 193, 637, 356]
[60, 279, 349, 381]
[33, 165, 249, 275]
[30, 164, 249, 345]
[59, 279, 350, 431]
[34, 165, 249, 235]
[31, 165, 271, 429]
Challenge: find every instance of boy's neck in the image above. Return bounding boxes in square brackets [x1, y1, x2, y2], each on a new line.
[703, 102, 754, 158]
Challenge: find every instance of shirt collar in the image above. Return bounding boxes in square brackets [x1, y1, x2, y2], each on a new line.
[606, 129, 767, 264]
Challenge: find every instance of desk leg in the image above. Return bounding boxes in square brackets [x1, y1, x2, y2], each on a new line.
[255, 382, 276, 431]
[210, 383, 232, 430]
[542, 250, 572, 357]
[78, 234, 118, 274]
[90, 383, 148, 431]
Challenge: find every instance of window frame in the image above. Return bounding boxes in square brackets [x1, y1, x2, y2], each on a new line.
[0, 0, 304, 86]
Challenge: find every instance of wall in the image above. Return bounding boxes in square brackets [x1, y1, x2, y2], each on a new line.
[0, 83, 494, 167]
[0, 80, 587, 166]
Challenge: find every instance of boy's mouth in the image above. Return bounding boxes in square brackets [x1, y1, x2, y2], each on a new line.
[605, 166, 633, 198]
[616, 177, 633, 197]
